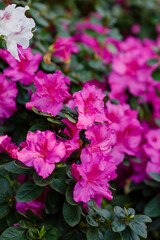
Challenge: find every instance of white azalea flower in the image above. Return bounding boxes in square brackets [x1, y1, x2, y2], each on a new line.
[0, 4, 35, 61]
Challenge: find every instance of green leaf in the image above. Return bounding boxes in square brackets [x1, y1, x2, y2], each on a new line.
[0, 204, 9, 219]
[16, 179, 44, 202]
[29, 123, 51, 133]
[65, 186, 77, 206]
[104, 229, 122, 240]
[62, 230, 85, 240]
[50, 179, 67, 194]
[64, 114, 76, 123]
[112, 219, 126, 232]
[107, 43, 117, 54]
[39, 226, 46, 239]
[0, 227, 26, 240]
[19, 220, 34, 229]
[147, 58, 158, 66]
[35, 16, 49, 27]
[27, 228, 39, 239]
[149, 172, 160, 182]
[33, 172, 54, 186]
[101, 209, 112, 220]
[114, 206, 126, 218]
[144, 196, 160, 217]
[62, 201, 81, 227]
[42, 228, 60, 240]
[86, 215, 99, 227]
[45, 190, 59, 214]
[128, 221, 147, 238]
[41, 61, 56, 72]
[121, 228, 140, 240]
[152, 66, 160, 81]
[134, 215, 152, 223]
[86, 228, 99, 240]
[127, 208, 135, 216]
[0, 176, 12, 204]
[155, 118, 160, 126]
[4, 161, 33, 175]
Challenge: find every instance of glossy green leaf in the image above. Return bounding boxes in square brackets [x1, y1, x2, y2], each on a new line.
[133, 215, 152, 223]
[62, 201, 81, 227]
[128, 221, 147, 238]
[0, 227, 26, 240]
[112, 219, 126, 232]
[152, 66, 160, 81]
[144, 196, 160, 217]
[16, 179, 44, 202]
[87, 228, 99, 240]
[50, 179, 67, 194]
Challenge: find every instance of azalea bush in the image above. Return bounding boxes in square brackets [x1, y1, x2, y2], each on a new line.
[0, 0, 160, 239]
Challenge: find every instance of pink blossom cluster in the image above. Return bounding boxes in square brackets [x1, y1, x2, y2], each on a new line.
[0, 74, 17, 122]
[0, 135, 19, 159]
[0, 47, 42, 85]
[18, 80, 117, 204]
[108, 37, 156, 102]
[52, 37, 79, 63]
[26, 70, 71, 116]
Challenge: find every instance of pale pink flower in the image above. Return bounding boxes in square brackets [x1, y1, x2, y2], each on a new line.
[73, 84, 107, 129]
[0, 4, 35, 61]
[0, 47, 42, 85]
[0, 74, 17, 121]
[71, 152, 117, 203]
[17, 130, 66, 178]
[26, 71, 71, 116]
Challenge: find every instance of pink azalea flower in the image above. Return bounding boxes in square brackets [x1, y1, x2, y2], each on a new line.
[0, 47, 42, 85]
[131, 24, 140, 34]
[52, 37, 78, 63]
[76, 21, 110, 34]
[106, 101, 143, 165]
[143, 129, 160, 174]
[16, 192, 45, 217]
[71, 152, 117, 203]
[0, 135, 19, 159]
[0, 74, 17, 121]
[81, 124, 116, 161]
[62, 119, 80, 160]
[109, 37, 156, 100]
[73, 84, 107, 129]
[16, 200, 44, 217]
[26, 71, 71, 116]
[17, 130, 66, 178]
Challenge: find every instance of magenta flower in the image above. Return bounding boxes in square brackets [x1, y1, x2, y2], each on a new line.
[81, 124, 116, 161]
[0, 47, 42, 85]
[0, 135, 19, 159]
[73, 84, 107, 129]
[143, 129, 160, 175]
[26, 71, 71, 116]
[53, 37, 78, 63]
[71, 152, 117, 204]
[17, 130, 66, 178]
[62, 119, 80, 160]
[0, 74, 17, 121]
[106, 101, 143, 165]
[109, 37, 156, 101]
